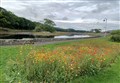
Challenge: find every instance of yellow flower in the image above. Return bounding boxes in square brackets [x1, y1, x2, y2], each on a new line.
[18, 81, 21, 83]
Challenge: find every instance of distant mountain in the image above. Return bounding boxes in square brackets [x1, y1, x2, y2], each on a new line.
[55, 27, 88, 32]
[0, 7, 35, 30]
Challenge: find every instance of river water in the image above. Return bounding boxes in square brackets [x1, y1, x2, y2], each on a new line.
[0, 34, 90, 39]
[54, 35, 90, 39]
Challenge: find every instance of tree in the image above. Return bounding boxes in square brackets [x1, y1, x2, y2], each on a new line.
[44, 18, 56, 27]
[0, 7, 36, 30]
[0, 12, 3, 18]
[34, 22, 45, 32]
[43, 18, 56, 33]
[0, 7, 56, 32]
[91, 29, 101, 33]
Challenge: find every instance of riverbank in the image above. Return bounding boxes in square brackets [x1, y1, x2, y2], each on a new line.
[0, 36, 101, 46]
[0, 30, 103, 38]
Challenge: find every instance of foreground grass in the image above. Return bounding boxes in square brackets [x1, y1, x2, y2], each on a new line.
[0, 37, 120, 82]
[71, 56, 120, 83]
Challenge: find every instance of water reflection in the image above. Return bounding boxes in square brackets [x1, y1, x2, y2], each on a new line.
[0, 34, 35, 39]
[54, 35, 90, 39]
[0, 34, 90, 39]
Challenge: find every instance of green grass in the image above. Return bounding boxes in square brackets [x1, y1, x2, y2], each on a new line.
[0, 37, 120, 82]
[71, 56, 120, 83]
[0, 40, 76, 82]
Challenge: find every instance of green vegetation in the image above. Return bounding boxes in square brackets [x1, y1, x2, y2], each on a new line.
[111, 35, 120, 42]
[72, 56, 120, 83]
[34, 19, 56, 33]
[43, 19, 56, 33]
[110, 30, 120, 42]
[34, 23, 45, 32]
[0, 7, 88, 33]
[111, 30, 120, 35]
[55, 27, 88, 32]
[90, 29, 102, 33]
[0, 7, 35, 30]
[0, 7, 56, 32]
[0, 37, 120, 83]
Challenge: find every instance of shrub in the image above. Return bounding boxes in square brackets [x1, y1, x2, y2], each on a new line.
[111, 30, 120, 35]
[34, 24, 55, 33]
[34, 24, 45, 32]
[34, 26, 43, 32]
[111, 35, 120, 42]
[110, 30, 120, 42]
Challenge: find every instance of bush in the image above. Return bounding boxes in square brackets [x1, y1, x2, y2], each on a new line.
[111, 35, 120, 42]
[44, 25, 55, 33]
[111, 30, 120, 35]
[110, 30, 120, 42]
[34, 26, 43, 32]
[34, 23, 55, 33]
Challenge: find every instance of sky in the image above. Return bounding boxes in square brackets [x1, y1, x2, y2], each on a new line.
[0, 0, 120, 31]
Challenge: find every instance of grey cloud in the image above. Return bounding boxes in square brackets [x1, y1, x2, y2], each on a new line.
[91, 2, 119, 13]
[2, 0, 120, 30]
[92, 4, 109, 13]
[56, 22, 120, 31]
[62, 17, 69, 20]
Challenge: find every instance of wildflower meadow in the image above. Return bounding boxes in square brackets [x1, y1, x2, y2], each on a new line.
[0, 38, 120, 83]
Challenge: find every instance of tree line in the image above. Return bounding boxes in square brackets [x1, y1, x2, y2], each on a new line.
[0, 7, 56, 32]
[0, 7, 35, 30]
[0, 7, 100, 33]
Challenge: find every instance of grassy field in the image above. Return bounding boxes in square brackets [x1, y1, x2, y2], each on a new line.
[72, 54, 120, 83]
[0, 37, 120, 83]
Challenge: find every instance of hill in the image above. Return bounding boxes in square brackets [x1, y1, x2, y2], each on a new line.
[0, 7, 36, 30]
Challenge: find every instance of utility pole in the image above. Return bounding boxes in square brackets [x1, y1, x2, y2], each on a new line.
[103, 18, 107, 37]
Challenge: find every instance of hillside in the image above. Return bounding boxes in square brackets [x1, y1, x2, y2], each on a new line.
[0, 7, 58, 33]
[0, 7, 36, 30]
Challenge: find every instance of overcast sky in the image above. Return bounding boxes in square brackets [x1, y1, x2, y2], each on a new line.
[0, 0, 120, 31]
